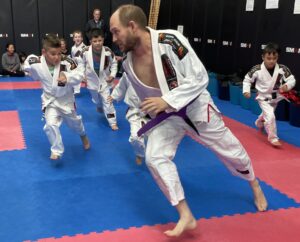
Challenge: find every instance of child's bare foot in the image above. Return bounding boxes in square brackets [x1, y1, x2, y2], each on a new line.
[250, 179, 268, 211]
[164, 215, 197, 237]
[50, 152, 60, 160]
[270, 140, 282, 147]
[135, 156, 143, 165]
[80, 135, 90, 150]
[111, 124, 119, 131]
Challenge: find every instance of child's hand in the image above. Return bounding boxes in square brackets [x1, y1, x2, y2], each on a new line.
[243, 92, 251, 98]
[107, 95, 114, 103]
[106, 76, 114, 83]
[115, 56, 123, 62]
[57, 72, 67, 86]
[279, 84, 288, 93]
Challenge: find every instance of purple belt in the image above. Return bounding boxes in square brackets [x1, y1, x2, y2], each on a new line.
[137, 99, 199, 137]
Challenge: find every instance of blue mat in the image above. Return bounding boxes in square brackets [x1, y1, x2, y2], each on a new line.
[0, 76, 34, 82]
[0, 88, 299, 242]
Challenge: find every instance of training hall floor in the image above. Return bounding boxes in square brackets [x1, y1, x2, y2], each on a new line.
[0, 76, 300, 242]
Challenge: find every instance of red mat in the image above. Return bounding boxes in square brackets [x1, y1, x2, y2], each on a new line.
[0, 111, 26, 151]
[28, 207, 300, 242]
[0, 81, 41, 90]
[222, 116, 300, 203]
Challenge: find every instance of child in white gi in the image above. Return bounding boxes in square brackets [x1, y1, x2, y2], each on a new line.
[243, 43, 296, 147]
[108, 73, 147, 164]
[71, 30, 86, 94]
[81, 28, 118, 130]
[24, 34, 90, 161]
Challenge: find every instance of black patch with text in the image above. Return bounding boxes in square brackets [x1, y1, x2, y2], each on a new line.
[279, 64, 292, 78]
[158, 33, 188, 60]
[161, 54, 178, 90]
[273, 73, 283, 90]
[236, 169, 249, 175]
[247, 65, 261, 78]
[62, 56, 77, 70]
[28, 56, 40, 65]
[107, 113, 115, 118]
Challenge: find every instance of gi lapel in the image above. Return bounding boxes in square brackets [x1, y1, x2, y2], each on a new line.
[99, 46, 105, 77]
[41, 56, 58, 95]
[88, 46, 94, 73]
[148, 27, 170, 95]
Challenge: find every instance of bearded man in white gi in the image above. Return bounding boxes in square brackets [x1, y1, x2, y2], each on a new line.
[110, 5, 268, 237]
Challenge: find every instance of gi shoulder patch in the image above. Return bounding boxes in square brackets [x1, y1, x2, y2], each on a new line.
[279, 64, 292, 78]
[247, 64, 261, 78]
[104, 47, 115, 58]
[28, 56, 40, 65]
[62, 55, 77, 70]
[158, 32, 188, 60]
[74, 50, 82, 57]
[80, 46, 90, 57]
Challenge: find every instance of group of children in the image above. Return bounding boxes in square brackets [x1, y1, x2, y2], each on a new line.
[24, 28, 146, 165]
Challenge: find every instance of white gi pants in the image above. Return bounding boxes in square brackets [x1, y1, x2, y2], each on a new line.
[145, 108, 255, 206]
[127, 109, 147, 158]
[257, 99, 278, 142]
[89, 88, 117, 127]
[73, 82, 81, 94]
[43, 105, 86, 156]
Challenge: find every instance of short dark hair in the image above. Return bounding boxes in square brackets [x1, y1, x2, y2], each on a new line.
[117, 4, 147, 29]
[263, 42, 281, 55]
[42, 34, 61, 49]
[5, 43, 14, 49]
[89, 28, 105, 40]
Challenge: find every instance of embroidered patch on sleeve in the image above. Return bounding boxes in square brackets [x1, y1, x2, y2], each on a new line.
[279, 64, 292, 78]
[28, 56, 40, 65]
[62, 56, 77, 70]
[161, 54, 178, 90]
[158, 33, 188, 60]
[247, 65, 261, 78]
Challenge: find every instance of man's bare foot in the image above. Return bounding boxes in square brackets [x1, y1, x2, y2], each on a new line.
[164, 216, 197, 237]
[135, 156, 143, 165]
[50, 152, 60, 160]
[80, 135, 90, 150]
[111, 124, 119, 131]
[250, 179, 268, 211]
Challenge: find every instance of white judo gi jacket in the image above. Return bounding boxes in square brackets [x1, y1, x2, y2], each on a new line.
[24, 55, 84, 113]
[243, 62, 296, 102]
[71, 42, 86, 58]
[81, 45, 118, 92]
[122, 27, 219, 123]
[111, 72, 141, 119]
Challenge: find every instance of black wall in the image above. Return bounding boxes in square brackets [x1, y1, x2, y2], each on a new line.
[0, 0, 150, 56]
[157, 0, 300, 88]
[1, 0, 299, 88]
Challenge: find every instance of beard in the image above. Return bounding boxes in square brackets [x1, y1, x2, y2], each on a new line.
[121, 32, 136, 53]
